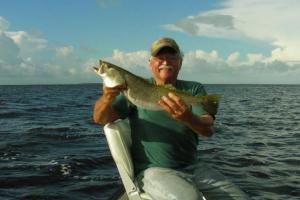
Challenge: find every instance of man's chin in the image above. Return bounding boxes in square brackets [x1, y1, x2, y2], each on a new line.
[159, 75, 173, 81]
[159, 75, 176, 83]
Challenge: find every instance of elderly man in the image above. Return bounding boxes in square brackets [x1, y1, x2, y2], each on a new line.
[93, 37, 249, 199]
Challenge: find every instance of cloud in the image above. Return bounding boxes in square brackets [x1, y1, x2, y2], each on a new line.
[1, 12, 299, 85]
[0, 16, 9, 31]
[180, 49, 300, 84]
[103, 49, 151, 77]
[179, 49, 297, 82]
[185, 50, 221, 64]
[163, 0, 300, 63]
[166, 14, 237, 37]
[56, 46, 74, 57]
[0, 17, 94, 84]
[102, 48, 300, 84]
[0, 32, 22, 66]
[226, 52, 240, 66]
[7, 31, 47, 50]
[246, 53, 264, 65]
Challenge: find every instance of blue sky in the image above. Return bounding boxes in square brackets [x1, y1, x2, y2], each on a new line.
[1, 0, 300, 84]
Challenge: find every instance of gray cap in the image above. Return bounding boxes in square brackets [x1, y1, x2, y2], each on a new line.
[150, 37, 181, 56]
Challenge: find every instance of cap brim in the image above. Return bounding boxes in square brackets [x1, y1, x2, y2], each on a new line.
[152, 45, 178, 56]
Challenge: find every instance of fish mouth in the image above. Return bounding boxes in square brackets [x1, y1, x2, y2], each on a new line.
[93, 63, 105, 75]
[93, 66, 103, 75]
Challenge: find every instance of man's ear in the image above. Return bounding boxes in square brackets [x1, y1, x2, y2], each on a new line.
[148, 57, 152, 68]
[179, 58, 183, 70]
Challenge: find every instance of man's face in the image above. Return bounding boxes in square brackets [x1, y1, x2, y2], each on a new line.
[149, 48, 182, 85]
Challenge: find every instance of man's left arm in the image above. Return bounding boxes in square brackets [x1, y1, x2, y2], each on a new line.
[158, 92, 214, 137]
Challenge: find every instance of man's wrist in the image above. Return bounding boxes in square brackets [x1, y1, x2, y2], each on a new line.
[101, 93, 116, 104]
[181, 110, 197, 126]
[183, 112, 213, 127]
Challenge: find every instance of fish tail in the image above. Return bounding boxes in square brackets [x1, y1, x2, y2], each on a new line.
[195, 94, 222, 116]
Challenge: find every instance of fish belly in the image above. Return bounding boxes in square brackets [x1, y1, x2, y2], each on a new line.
[123, 90, 161, 110]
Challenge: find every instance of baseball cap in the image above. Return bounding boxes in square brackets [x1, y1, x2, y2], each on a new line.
[150, 37, 181, 56]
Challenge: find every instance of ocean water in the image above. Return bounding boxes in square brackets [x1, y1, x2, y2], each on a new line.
[0, 84, 299, 200]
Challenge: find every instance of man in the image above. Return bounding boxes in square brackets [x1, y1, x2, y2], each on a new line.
[93, 37, 248, 199]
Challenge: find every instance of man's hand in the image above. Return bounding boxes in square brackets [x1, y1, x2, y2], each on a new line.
[158, 92, 214, 137]
[102, 84, 126, 102]
[158, 92, 192, 122]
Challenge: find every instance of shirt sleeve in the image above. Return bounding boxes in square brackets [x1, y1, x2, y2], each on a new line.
[112, 93, 134, 119]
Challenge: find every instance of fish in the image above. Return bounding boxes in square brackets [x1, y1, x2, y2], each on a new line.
[93, 60, 221, 116]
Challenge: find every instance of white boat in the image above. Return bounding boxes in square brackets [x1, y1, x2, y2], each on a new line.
[104, 119, 151, 200]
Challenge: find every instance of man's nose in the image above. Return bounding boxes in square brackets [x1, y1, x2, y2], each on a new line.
[161, 57, 170, 65]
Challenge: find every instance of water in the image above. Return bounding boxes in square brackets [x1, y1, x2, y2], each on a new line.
[0, 84, 299, 200]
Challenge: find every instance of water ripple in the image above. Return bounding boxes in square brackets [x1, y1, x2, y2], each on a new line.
[0, 84, 299, 199]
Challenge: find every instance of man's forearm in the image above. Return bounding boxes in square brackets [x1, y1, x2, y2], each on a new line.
[93, 96, 120, 125]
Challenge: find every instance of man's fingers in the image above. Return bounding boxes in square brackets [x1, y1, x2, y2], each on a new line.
[101, 84, 126, 101]
[103, 83, 126, 90]
[159, 95, 188, 117]
[161, 96, 178, 110]
[167, 93, 189, 112]
[103, 84, 126, 93]
[168, 92, 180, 102]
[158, 99, 175, 114]
[113, 84, 127, 89]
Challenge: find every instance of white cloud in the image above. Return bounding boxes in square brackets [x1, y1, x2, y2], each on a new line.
[1, 12, 300, 85]
[56, 46, 74, 57]
[4, 31, 49, 67]
[0, 32, 21, 66]
[246, 53, 264, 65]
[0, 17, 94, 84]
[103, 49, 151, 77]
[7, 31, 47, 50]
[180, 49, 300, 84]
[0, 16, 9, 31]
[186, 50, 221, 64]
[93, 48, 300, 84]
[226, 52, 239, 66]
[164, 0, 300, 63]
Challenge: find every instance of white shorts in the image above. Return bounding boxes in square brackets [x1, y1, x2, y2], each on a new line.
[135, 163, 249, 200]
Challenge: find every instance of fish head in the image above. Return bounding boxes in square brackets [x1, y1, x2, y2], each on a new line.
[93, 60, 126, 88]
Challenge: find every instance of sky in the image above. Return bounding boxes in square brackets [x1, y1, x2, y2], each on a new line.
[0, 0, 300, 85]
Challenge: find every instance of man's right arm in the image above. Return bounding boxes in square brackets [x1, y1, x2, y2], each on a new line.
[93, 84, 124, 125]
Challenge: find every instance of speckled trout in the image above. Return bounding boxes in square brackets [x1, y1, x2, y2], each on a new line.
[93, 60, 221, 116]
